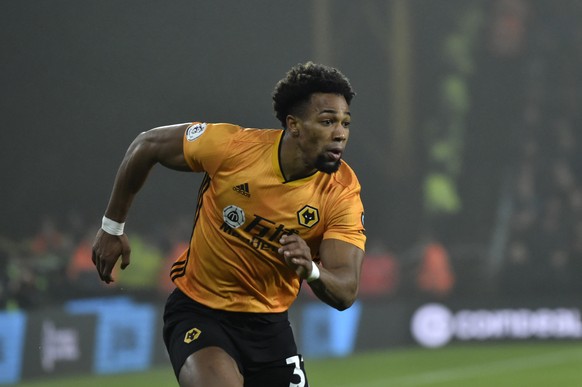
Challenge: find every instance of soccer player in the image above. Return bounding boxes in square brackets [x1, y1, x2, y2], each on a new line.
[92, 62, 366, 387]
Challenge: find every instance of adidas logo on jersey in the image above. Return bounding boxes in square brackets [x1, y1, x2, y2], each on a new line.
[233, 183, 250, 197]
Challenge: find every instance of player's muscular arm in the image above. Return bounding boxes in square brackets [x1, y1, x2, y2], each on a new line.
[92, 123, 191, 283]
[309, 239, 364, 310]
[279, 236, 363, 311]
[105, 123, 191, 221]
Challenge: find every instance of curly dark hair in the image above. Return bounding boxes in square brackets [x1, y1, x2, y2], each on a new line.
[272, 62, 356, 128]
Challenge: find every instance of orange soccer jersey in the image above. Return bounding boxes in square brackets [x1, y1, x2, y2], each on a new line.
[171, 122, 366, 313]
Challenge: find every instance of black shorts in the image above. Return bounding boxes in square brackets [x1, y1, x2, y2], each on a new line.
[163, 288, 309, 387]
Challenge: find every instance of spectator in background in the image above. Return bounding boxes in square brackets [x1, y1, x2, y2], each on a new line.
[115, 233, 164, 300]
[25, 216, 72, 306]
[416, 241, 455, 298]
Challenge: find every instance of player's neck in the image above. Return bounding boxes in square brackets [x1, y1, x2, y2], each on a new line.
[279, 131, 316, 181]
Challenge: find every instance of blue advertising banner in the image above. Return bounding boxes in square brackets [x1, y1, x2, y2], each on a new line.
[300, 301, 362, 358]
[0, 311, 26, 385]
[66, 297, 156, 374]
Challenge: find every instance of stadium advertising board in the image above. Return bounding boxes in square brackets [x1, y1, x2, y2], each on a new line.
[0, 312, 26, 385]
[411, 303, 582, 348]
[22, 310, 96, 379]
[4, 297, 582, 384]
[298, 301, 362, 358]
[66, 297, 157, 374]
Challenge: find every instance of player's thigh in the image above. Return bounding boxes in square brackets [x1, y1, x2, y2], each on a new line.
[179, 346, 243, 387]
[244, 354, 308, 387]
[163, 290, 243, 379]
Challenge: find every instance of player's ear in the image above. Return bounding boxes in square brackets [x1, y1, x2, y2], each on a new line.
[286, 115, 300, 137]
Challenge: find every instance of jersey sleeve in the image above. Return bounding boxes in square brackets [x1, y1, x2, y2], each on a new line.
[323, 179, 366, 251]
[182, 122, 241, 175]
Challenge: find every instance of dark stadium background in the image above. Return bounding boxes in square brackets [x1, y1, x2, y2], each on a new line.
[2, 0, 582, 385]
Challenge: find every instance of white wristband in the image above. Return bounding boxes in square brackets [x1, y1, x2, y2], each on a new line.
[306, 261, 320, 283]
[101, 216, 125, 236]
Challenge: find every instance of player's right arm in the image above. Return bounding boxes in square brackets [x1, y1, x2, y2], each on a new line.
[92, 123, 191, 284]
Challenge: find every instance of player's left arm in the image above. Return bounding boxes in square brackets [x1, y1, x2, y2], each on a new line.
[279, 235, 364, 311]
[309, 238, 364, 310]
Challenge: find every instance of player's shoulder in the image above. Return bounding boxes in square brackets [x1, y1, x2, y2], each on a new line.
[332, 160, 361, 189]
[238, 126, 282, 143]
[185, 122, 238, 142]
[206, 122, 242, 135]
[207, 123, 281, 142]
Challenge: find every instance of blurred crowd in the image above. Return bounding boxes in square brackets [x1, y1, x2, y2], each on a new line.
[0, 215, 191, 310]
[501, 96, 582, 296]
[498, 3, 582, 298]
[0, 216, 457, 310]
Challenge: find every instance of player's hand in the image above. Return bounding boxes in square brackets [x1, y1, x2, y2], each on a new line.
[91, 229, 131, 284]
[278, 234, 313, 280]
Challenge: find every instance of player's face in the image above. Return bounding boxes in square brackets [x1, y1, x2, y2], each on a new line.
[295, 93, 351, 174]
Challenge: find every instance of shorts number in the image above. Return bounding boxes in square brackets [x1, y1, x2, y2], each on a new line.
[286, 355, 306, 387]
